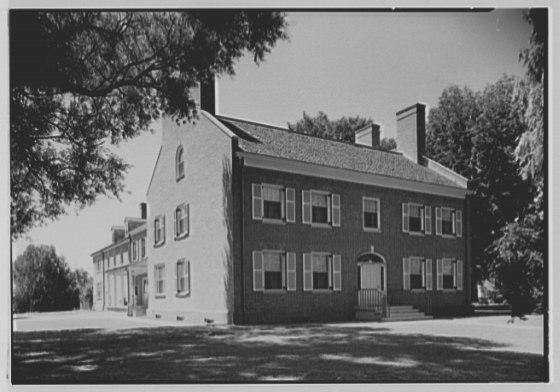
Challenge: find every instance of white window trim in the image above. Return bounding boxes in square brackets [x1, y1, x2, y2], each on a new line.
[362, 197, 381, 232]
[441, 207, 456, 237]
[140, 238, 146, 258]
[154, 264, 166, 297]
[407, 202, 425, 235]
[253, 250, 296, 292]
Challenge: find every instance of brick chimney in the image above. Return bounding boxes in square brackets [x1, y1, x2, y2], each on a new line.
[355, 122, 381, 148]
[396, 103, 426, 164]
[139, 202, 147, 220]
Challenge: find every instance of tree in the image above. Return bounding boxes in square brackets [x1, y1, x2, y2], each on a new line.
[71, 269, 93, 310]
[13, 244, 79, 313]
[10, 11, 288, 239]
[288, 111, 397, 149]
[426, 75, 533, 291]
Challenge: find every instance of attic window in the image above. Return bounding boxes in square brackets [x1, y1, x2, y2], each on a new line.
[176, 146, 185, 181]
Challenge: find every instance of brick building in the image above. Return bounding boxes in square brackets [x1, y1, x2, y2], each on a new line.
[92, 80, 471, 324]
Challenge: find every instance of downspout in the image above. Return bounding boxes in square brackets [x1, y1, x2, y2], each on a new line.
[236, 146, 247, 324]
[102, 251, 105, 311]
[127, 234, 133, 317]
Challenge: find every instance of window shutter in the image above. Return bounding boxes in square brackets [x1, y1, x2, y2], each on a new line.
[457, 259, 463, 290]
[186, 204, 190, 236]
[287, 252, 296, 291]
[456, 210, 462, 238]
[302, 191, 311, 224]
[436, 259, 443, 290]
[174, 209, 177, 237]
[333, 254, 342, 291]
[435, 207, 442, 236]
[281, 188, 286, 220]
[303, 253, 312, 291]
[426, 259, 433, 290]
[186, 261, 191, 294]
[452, 211, 456, 234]
[175, 262, 179, 293]
[402, 203, 409, 233]
[421, 260, 425, 287]
[252, 184, 262, 220]
[286, 188, 296, 223]
[403, 258, 410, 290]
[281, 254, 287, 288]
[425, 206, 432, 235]
[332, 194, 341, 227]
[420, 207, 425, 231]
[252, 251, 263, 291]
[162, 215, 166, 243]
[327, 255, 333, 287]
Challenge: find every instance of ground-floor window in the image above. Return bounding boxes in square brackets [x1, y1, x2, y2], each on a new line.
[303, 252, 342, 291]
[155, 264, 165, 296]
[403, 257, 432, 291]
[437, 259, 463, 291]
[253, 251, 296, 292]
[96, 283, 102, 300]
[176, 260, 190, 295]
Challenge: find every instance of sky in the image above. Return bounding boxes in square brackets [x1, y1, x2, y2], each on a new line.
[11, 10, 533, 274]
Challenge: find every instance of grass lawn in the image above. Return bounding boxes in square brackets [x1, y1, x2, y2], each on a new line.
[12, 320, 547, 383]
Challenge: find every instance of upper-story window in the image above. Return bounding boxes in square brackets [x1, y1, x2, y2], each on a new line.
[302, 190, 340, 227]
[132, 241, 138, 261]
[435, 207, 462, 238]
[363, 197, 380, 231]
[154, 215, 165, 246]
[402, 203, 432, 235]
[176, 146, 185, 181]
[120, 252, 124, 265]
[174, 204, 189, 239]
[403, 257, 433, 291]
[437, 259, 463, 291]
[140, 238, 146, 258]
[252, 183, 295, 223]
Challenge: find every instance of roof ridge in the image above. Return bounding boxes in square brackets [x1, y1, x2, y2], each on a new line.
[220, 115, 401, 155]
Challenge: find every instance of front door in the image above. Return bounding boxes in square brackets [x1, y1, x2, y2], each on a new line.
[360, 263, 384, 291]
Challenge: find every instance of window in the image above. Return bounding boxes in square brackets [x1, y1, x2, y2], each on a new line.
[436, 207, 462, 238]
[252, 184, 295, 223]
[155, 265, 166, 296]
[363, 197, 380, 230]
[437, 259, 463, 291]
[132, 241, 138, 261]
[176, 260, 190, 295]
[303, 253, 342, 291]
[140, 238, 146, 258]
[113, 255, 116, 267]
[252, 251, 296, 292]
[120, 252, 124, 265]
[302, 190, 340, 227]
[402, 203, 431, 235]
[176, 146, 185, 181]
[403, 258, 432, 291]
[95, 260, 101, 273]
[174, 204, 189, 238]
[263, 186, 283, 220]
[154, 215, 165, 245]
[96, 283, 102, 300]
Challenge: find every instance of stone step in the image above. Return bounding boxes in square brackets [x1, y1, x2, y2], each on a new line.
[388, 306, 416, 313]
[383, 313, 433, 321]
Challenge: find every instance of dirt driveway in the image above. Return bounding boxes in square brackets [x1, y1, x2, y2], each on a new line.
[11, 311, 547, 383]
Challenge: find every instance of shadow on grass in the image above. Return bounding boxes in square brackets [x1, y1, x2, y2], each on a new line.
[12, 324, 546, 384]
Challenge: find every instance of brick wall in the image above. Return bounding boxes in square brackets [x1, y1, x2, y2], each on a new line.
[238, 166, 469, 324]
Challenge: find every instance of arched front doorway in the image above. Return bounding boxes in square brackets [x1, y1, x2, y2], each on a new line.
[357, 252, 386, 292]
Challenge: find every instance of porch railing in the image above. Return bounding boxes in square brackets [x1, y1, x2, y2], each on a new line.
[387, 289, 433, 315]
[358, 289, 388, 318]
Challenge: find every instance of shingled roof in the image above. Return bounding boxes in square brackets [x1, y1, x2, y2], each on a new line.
[218, 116, 462, 189]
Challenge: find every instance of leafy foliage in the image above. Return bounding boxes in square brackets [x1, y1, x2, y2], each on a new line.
[10, 11, 288, 239]
[489, 213, 544, 317]
[71, 269, 94, 310]
[427, 76, 533, 286]
[13, 244, 80, 313]
[288, 111, 396, 149]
